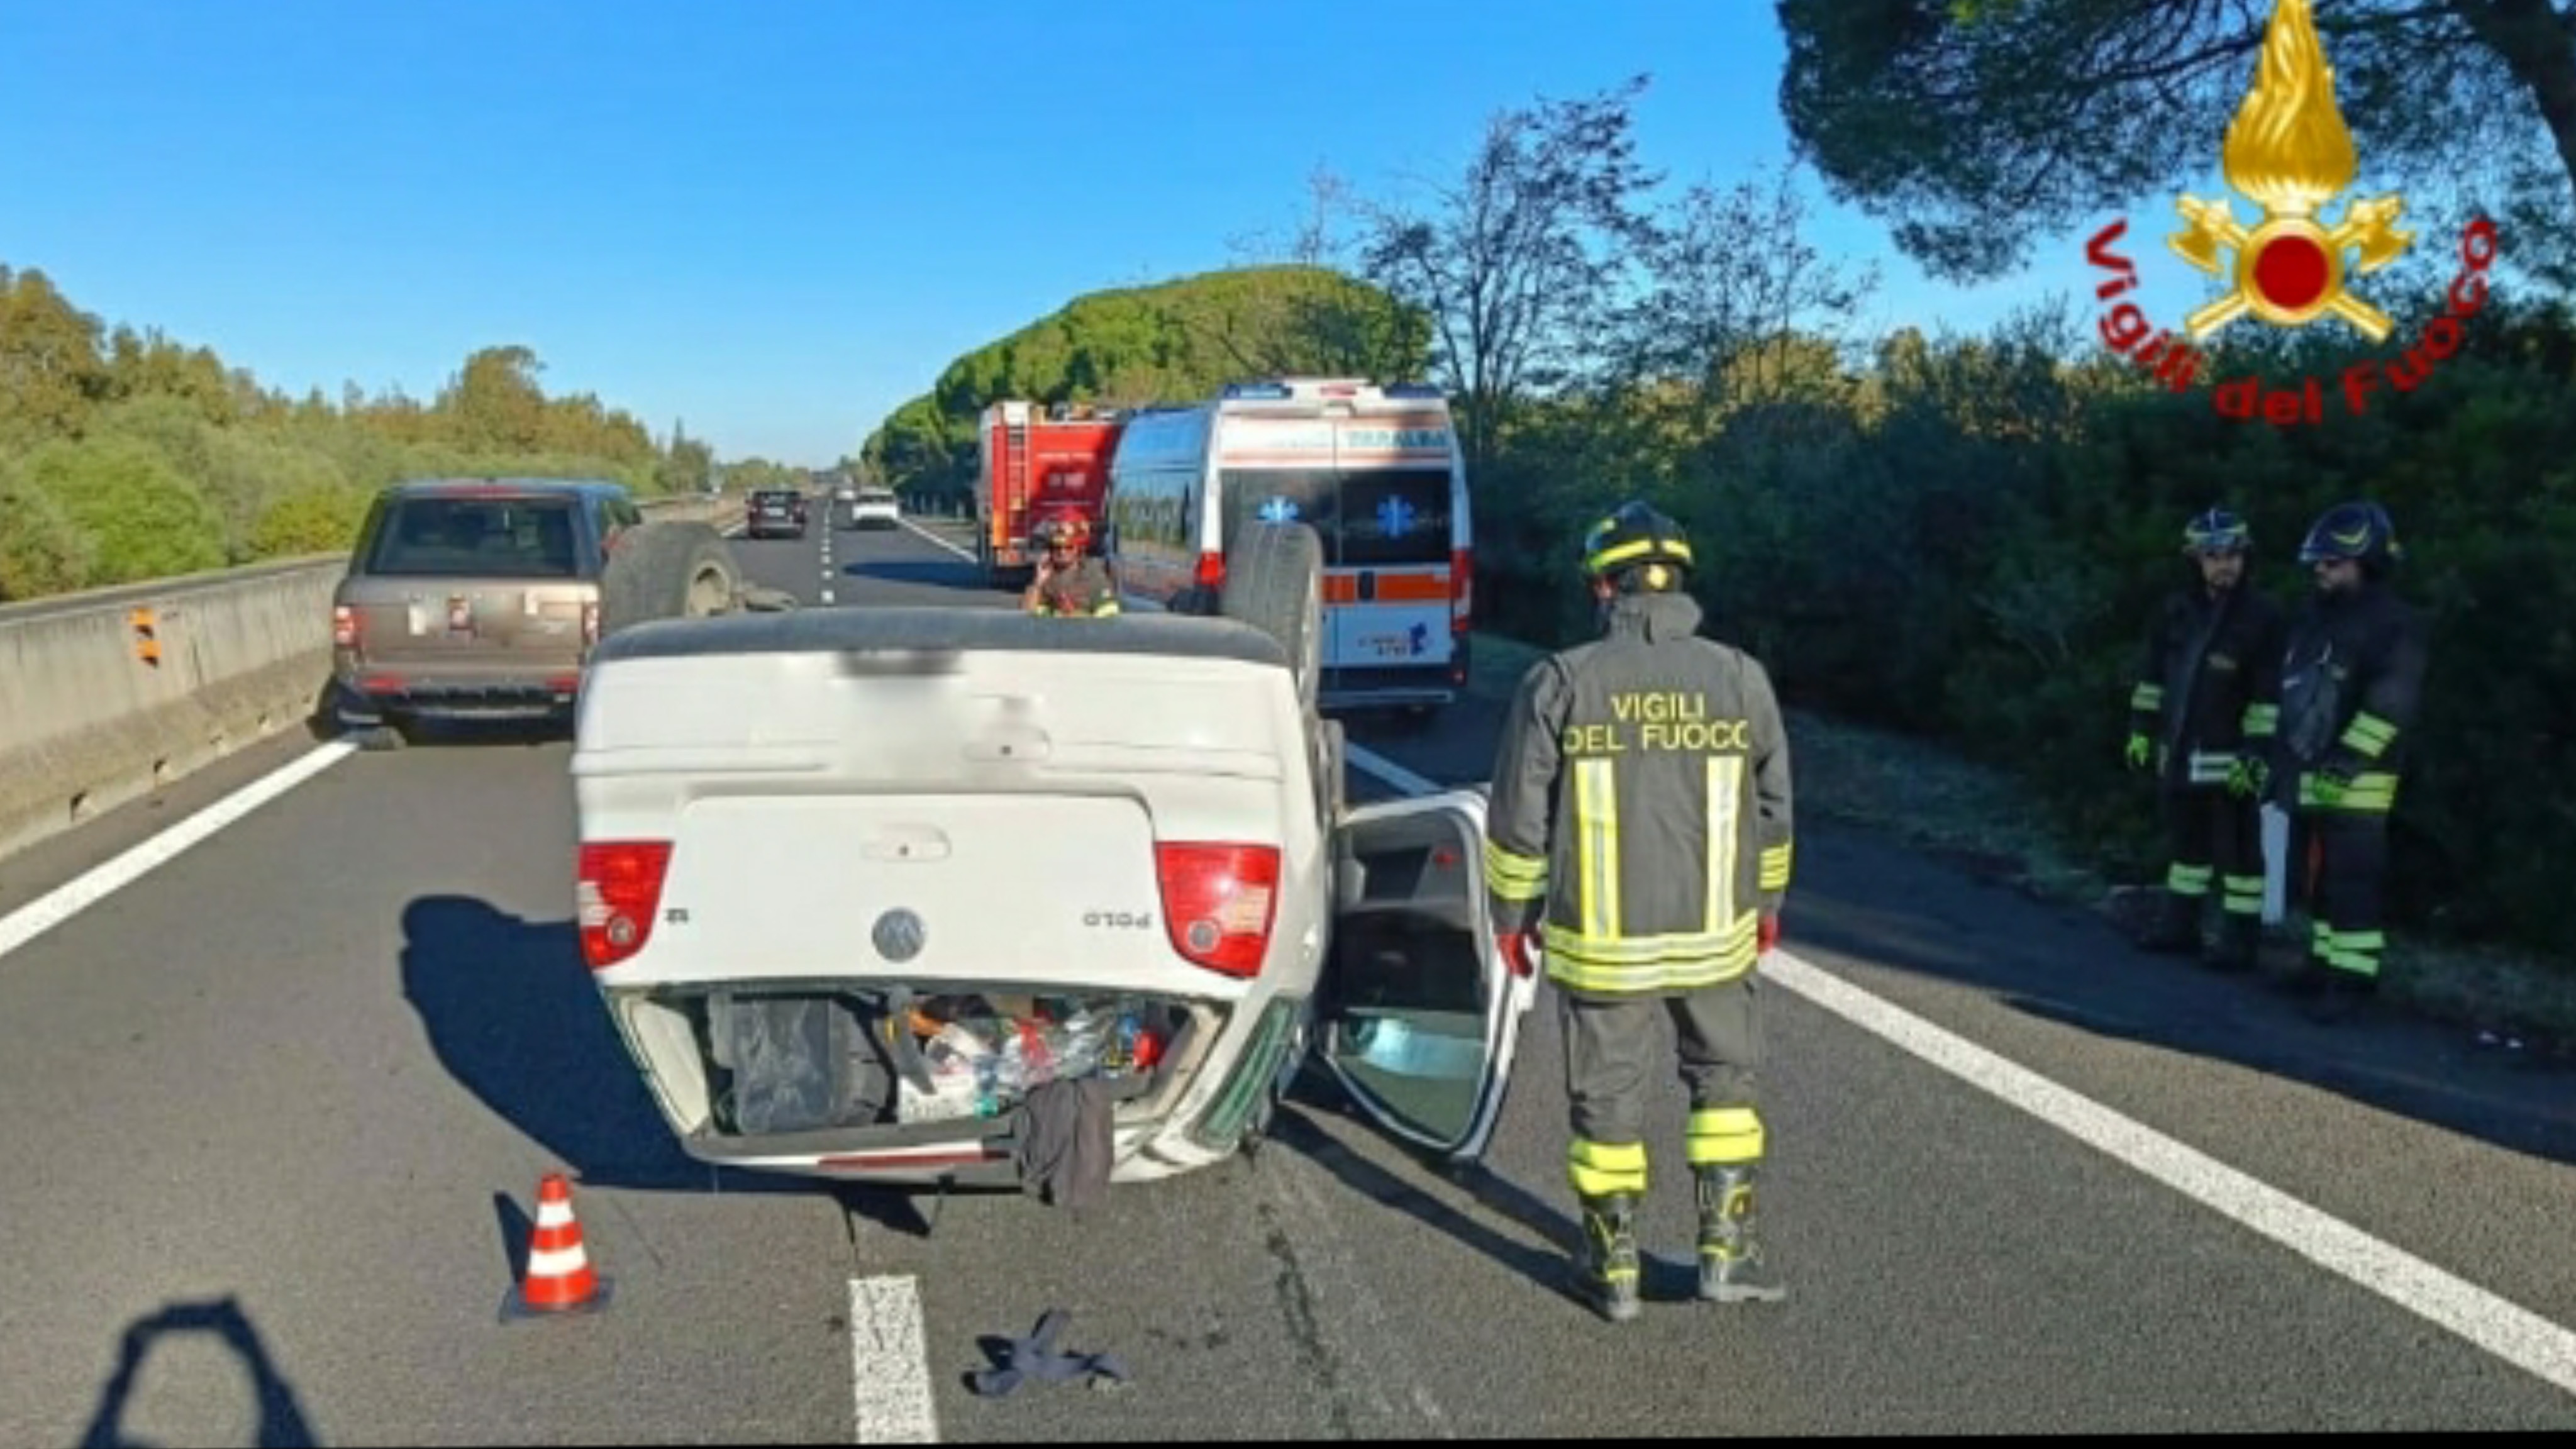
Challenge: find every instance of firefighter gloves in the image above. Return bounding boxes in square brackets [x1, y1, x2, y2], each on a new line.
[2124, 732, 2153, 771]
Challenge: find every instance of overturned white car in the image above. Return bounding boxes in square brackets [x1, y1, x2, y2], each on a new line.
[568, 573, 1534, 1189]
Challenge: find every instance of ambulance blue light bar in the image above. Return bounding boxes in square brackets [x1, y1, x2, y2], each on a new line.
[1383, 382, 1445, 399]
[1222, 381, 1295, 401]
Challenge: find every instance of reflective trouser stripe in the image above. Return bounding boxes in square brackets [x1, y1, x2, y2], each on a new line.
[2167, 861, 2214, 896]
[2311, 921, 2385, 978]
[1686, 1107, 1763, 1167]
[2241, 703, 2279, 737]
[1575, 759, 1621, 941]
[2187, 752, 2236, 784]
[1569, 1137, 1648, 1198]
[1705, 755, 1743, 936]
[2221, 873, 2265, 916]
[2131, 682, 2163, 711]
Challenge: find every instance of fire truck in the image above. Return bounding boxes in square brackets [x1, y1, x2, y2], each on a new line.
[972, 401, 1125, 589]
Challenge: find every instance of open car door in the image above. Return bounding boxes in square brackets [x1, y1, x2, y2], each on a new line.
[1318, 787, 1534, 1163]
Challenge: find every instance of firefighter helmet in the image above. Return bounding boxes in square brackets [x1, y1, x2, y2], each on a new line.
[1033, 510, 1092, 551]
[2182, 506, 2250, 555]
[1581, 501, 1694, 589]
[2297, 500, 2402, 572]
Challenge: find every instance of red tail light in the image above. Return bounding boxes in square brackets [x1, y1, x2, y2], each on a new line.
[333, 605, 358, 648]
[1450, 548, 1473, 631]
[1154, 843, 1280, 978]
[1194, 552, 1226, 592]
[578, 840, 673, 970]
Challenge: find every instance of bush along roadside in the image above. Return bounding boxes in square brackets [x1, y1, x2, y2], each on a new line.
[1458, 628, 2575, 1064]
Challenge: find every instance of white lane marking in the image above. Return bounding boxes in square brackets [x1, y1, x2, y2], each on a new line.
[896, 517, 976, 562]
[1762, 950, 2576, 1397]
[1347, 740, 2576, 1401]
[850, 1275, 940, 1443]
[0, 740, 358, 963]
[1343, 742, 1443, 799]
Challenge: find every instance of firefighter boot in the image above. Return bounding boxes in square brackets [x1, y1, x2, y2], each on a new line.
[1696, 1165, 1787, 1304]
[2202, 911, 2260, 974]
[1575, 1195, 1642, 1323]
[2138, 889, 2202, 954]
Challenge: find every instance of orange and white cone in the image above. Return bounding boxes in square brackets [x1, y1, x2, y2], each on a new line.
[503, 1172, 612, 1320]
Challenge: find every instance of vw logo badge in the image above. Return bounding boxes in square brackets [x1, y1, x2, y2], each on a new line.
[872, 909, 926, 963]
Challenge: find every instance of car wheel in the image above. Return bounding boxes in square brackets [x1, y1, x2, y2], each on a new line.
[1218, 521, 1324, 721]
[601, 520, 746, 635]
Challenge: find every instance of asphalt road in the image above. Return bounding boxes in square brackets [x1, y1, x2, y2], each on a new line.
[2, 514, 2571, 1443]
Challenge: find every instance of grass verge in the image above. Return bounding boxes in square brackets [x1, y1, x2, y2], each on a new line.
[1467, 630, 2572, 1060]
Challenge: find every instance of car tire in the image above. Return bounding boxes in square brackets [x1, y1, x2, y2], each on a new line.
[1218, 521, 1325, 720]
[601, 520, 743, 636]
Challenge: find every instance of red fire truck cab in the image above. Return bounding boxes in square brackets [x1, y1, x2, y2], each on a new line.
[973, 401, 1125, 589]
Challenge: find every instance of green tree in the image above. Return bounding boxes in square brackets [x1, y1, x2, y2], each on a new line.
[1777, 0, 2576, 289]
[1345, 74, 1666, 477]
[17, 433, 228, 585]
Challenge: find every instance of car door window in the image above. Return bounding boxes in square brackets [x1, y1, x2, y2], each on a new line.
[1322, 789, 1524, 1160]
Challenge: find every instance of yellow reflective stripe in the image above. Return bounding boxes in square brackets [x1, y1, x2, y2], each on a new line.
[1575, 758, 1621, 940]
[2301, 770, 2397, 810]
[1704, 755, 1743, 936]
[2340, 713, 2397, 757]
[1540, 921, 1761, 993]
[1483, 841, 1548, 901]
[2166, 862, 2213, 894]
[2313, 925, 2388, 976]
[2221, 874, 2265, 914]
[1092, 599, 1120, 616]
[1543, 916, 1758, 963]
[2241, 702, 2279, 736]
[2131, 682, 2163, 711]
[1685, 1107, 1764, 1166]
[1587, 536, 1694, 572]
[1568, 1138, 1648, 1197]
[1759, 840, 1792, 893]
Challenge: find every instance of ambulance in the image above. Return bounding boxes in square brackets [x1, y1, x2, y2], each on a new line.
[1104, 378, 1472, 715]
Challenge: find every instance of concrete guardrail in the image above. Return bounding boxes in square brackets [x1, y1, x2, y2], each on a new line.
[0, 493, 744, 865]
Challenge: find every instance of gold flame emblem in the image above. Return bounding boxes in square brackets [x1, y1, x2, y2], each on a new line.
[2169, 0, 2412, 341]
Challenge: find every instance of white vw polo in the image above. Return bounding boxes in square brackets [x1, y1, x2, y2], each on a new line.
[569, 601, 1535, 1189]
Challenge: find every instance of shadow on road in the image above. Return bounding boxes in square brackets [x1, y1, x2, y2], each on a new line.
[841, 557, 989, 591]
[1263, 1087, 1687, 1311]
[80, 1297, 320, 1448]
[396, 894, 811, 1196]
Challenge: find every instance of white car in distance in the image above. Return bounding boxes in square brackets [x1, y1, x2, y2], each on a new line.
[845, 487, 901, 531]
[569, 541, 1533, 1189]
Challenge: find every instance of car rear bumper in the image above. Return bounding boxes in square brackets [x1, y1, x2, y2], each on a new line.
[1319, 660, 1463, 711]
[335, 657, 581, 721]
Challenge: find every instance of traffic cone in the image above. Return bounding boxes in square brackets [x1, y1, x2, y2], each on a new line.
[502, 1172, 613, 1321]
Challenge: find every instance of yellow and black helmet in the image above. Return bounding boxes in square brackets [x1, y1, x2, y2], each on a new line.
[1581, 500, 1694, 589]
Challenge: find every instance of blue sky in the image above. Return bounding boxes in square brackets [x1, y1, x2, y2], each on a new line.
[3, 0, 2232, 464]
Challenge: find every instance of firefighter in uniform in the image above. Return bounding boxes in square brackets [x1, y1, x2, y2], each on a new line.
[1482, 501, 1793, 1323]
[2258, 500, 2428, 1024]
[1022, 511, 1119, 617]
[2124, 507, 2286, 971]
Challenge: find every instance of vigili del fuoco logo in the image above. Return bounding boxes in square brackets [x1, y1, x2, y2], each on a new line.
[2084, 0, 2500, 426]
